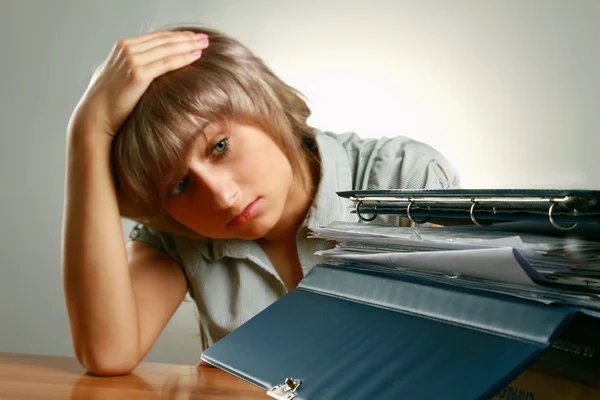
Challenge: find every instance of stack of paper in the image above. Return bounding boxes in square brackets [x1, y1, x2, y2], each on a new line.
[309, 222, 600, 310]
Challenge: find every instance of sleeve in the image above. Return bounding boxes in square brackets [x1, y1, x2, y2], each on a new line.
[362, 136, 461, 226]
[129, 223, 195, 296]
[366, 137, 461, 192]
[128, 223, 181, 263]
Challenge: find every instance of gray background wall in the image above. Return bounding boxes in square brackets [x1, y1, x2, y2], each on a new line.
[1, 0, 598, 365]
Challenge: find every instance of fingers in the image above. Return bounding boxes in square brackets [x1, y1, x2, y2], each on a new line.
[116, 30, 174, 47]
[128, 31, 199, 54]
[129, 33, 208, 65]
[107, 31, 208, 88]
[132, 46, 205, 81]
[114, 31, 207, 67]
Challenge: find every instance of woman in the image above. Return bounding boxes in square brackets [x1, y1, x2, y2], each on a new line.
[62, 25, 459, 376]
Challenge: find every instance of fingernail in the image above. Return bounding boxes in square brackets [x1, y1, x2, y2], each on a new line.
[196, 33, 208, 40]
[191, 50, 202, 56]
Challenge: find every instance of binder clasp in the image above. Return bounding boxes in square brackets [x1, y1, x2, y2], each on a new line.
[267, 378, 302, 400]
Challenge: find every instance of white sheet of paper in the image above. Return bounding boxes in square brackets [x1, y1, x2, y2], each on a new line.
[317, 247, 538, 286]
[311, 224, 525, 251]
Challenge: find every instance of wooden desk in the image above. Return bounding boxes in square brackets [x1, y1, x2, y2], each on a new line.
[0, 353, 264, 399]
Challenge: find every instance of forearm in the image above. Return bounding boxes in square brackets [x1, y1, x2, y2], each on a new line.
[61, 30, 208, 375]
[62, 131, 140, 374]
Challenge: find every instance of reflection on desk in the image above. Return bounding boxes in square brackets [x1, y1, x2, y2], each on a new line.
[0, 352, 264, 399]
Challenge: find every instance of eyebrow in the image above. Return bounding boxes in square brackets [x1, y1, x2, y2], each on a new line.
[202, 120, 226, 137]
[195, 121, 212, 139]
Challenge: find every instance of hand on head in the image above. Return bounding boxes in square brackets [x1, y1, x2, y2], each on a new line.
[69, 30, 209, 140]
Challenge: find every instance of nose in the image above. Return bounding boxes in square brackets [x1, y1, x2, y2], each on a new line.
[190, 165, 239, 210]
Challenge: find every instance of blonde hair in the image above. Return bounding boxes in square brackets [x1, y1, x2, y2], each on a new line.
[112, 25, 316, 236]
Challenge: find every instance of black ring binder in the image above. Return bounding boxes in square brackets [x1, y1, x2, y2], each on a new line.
[339, 189, 600, 230]
[407, 200, 430, 224]
[548, 202, 577, 231]
[470, 201, 494, 226]
[355, 200, 377, 222]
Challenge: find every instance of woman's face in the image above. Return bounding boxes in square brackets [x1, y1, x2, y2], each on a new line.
[165, 121, 295, 240]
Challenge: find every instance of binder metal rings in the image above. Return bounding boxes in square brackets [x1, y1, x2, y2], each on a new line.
[407, 200, 431, 224]
[548, 202, 577, 231]
[356, 200, 377, 222]
[469, 201, 494, 226]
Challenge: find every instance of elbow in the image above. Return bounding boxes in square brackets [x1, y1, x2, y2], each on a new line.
[84, 360, 137, 377]
[75, 346, 140, 377]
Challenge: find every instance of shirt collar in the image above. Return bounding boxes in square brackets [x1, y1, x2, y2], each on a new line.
[303, 130, 354, 228]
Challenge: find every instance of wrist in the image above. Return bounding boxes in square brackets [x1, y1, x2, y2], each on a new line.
[67, 97, 116, 141]
[67, 127, 114, 163]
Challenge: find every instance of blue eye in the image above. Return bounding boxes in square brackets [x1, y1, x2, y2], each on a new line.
[170, 175, 189, 197]
[212, 137, 229, 156]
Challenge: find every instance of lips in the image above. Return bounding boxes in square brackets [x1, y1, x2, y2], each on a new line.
[227, 197, 262, 227]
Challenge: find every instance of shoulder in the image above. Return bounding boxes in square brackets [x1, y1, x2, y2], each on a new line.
[129, 224, 177, 257]
[129, 224, 213, 268]
[320, 130, 440, 160]
[317, 130, 460, 190]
